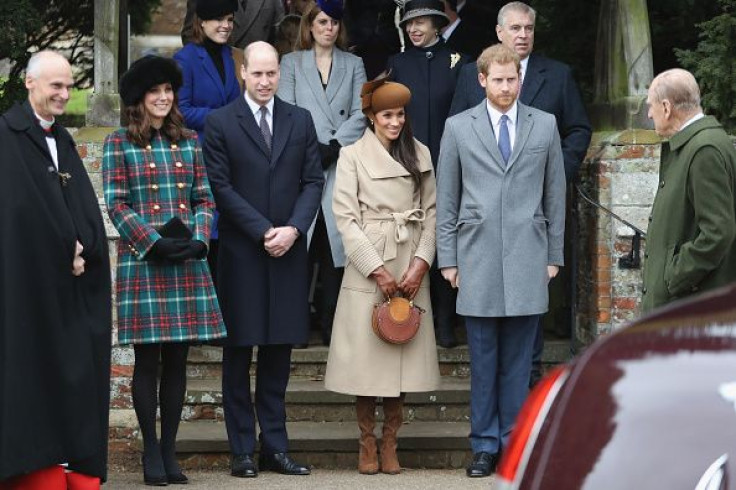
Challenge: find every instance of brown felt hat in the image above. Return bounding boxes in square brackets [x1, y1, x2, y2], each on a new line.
[361, 76, 412, 117]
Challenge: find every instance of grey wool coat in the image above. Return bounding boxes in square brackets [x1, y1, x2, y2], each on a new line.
[324, 129, 440, 397]
[278, 48, 367, 267]
[436, 101, 566, 317]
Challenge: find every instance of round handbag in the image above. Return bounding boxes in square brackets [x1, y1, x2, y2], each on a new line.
[371, 296, 424, 344]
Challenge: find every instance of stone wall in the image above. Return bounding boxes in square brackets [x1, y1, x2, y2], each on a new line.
[576, 129, 661, 346]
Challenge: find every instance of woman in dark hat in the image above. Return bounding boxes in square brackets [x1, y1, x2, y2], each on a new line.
[102, 56, 227, 486]
[387, 0, 470, 349]
[277, 0, 367, 347]
[324, 78, 440, 475]
[173, 0, 240, 287]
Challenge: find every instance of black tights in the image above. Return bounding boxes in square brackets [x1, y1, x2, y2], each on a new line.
[132, 343, 189, 476]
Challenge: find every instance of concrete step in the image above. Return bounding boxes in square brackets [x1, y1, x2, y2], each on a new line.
[171, 420, 473, 470]
[184, 340, 572, 379]
[181, 377, 472, 423]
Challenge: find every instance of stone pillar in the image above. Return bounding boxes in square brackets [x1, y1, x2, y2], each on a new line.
[590, 0, 654, 130]
[87, 0, 121, 127]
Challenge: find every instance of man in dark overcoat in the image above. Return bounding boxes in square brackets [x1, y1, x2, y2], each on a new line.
[204, 41, 323, 478]
[0, 51, 112, 486]
[450, 1, 592, 384]
[642, 68, 736, 313]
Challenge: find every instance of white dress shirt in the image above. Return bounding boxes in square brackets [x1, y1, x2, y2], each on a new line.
[244, 92, 274, 134]
[486, 100, 518, 151]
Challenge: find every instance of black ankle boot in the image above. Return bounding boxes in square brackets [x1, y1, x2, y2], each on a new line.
[142, 448, 168, 486]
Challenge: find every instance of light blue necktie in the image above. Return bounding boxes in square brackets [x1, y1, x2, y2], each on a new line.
[498, 114, 511, 165]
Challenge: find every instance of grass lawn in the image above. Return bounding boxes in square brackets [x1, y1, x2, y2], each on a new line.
[66, 88, 90, 115]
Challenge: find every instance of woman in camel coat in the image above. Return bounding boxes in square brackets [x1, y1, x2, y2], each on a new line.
[325, 78, 439, 475]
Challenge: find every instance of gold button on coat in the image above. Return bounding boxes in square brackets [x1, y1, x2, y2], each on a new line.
[151, 184, 159, 191]
[153, 204, 160, 211]
[175, 162, 183, 168]
[149, 162, 156, 169]
[179, 203, 186, 210]
[177, 183, 185, 189]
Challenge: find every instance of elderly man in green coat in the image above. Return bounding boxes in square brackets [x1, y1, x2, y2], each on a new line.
[642, 68, 736, 313]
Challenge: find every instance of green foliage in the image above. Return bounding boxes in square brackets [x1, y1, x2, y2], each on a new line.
[675, 0, 736, 132]
[0, 0, 162, 114]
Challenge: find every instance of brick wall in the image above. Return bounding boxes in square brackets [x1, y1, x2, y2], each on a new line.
[576, 130, 661, 346]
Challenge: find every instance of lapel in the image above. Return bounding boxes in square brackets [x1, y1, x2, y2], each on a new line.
[506, 103, 534, 170]
[470, 101, 505, 171]
[239, 0, 264, 39]
[300, 50, 336, 126]
[196, 44, 227, 103]
[5, 102, 54, 166]
[236, 96, 272, 159]
[520, 53, 544, 105]
[270, 97, 293, 166]
[358, 129, 412, 179]
[325, 49, 346, 105]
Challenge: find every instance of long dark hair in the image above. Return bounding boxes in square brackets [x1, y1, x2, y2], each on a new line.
[125, 93, 186, 147]
[373, 114, 421, 185]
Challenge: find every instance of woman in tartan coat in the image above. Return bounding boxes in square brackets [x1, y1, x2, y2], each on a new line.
[102, 56, 226, 486]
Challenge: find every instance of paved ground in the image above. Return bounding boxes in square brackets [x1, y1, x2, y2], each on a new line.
[107, 470, 496, 489]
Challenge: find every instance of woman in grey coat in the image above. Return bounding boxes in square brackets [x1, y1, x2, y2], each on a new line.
[277, 0, 367, 345]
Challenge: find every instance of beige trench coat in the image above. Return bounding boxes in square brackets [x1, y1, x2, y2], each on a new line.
[324, 129, 440, 397]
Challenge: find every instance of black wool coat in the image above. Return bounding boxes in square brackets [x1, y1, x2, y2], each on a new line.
[0, 102, 112, 481]
[387, 39, 469, 167]
[204, 96, 324, 346]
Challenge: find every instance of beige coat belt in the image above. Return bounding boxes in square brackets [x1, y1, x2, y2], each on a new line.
[361, 209, 425, 261]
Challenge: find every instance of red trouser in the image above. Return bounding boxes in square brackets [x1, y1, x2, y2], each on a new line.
[0, 466, 100, 490]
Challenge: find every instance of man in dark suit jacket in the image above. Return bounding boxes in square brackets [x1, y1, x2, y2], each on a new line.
[450, 1, 591, 385]
[204, 41, 323, 478]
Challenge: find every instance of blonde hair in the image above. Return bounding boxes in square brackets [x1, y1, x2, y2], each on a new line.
[477, 44, 521, 76]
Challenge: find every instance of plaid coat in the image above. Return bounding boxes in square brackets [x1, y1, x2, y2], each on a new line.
[103, 128, 226, 344]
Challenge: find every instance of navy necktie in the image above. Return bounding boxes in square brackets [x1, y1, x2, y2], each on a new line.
[259, 106, 272, 152]
[498, 114, 511, 164]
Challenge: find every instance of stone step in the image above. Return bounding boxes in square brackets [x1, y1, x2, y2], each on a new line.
[181, 377, 472, 423]
[184, 340, 572, 379]
[171, 420, 473, 470]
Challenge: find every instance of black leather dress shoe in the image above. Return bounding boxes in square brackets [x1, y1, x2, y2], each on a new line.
[231, 454, 257, 478]
[166, 471, 188, 484]
[466, 451, 498, 477]
[259, 452, 311, 475]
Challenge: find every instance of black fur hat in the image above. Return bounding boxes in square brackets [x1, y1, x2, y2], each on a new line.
[119, 56, 183, 107]
[196, 0, 238, 20]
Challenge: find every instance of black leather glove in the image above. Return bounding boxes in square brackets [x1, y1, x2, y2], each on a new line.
[167, 240, 208, 261]
[318, 139, 341, 170]
[148, 238, 190, 262]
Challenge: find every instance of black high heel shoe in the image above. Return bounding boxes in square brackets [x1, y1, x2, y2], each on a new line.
[142, 454, 168, 486]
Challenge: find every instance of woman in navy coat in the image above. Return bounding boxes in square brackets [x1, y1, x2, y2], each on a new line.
[174, 0, 241, 284]
[386, 0, 468, 348]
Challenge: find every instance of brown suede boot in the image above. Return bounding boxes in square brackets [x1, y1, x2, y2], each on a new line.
[380, 394, 405, 474]
[356, 396, 379, 474]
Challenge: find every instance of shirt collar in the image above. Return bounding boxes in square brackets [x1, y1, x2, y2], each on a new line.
[679, 112, 705, 132]
[244, 91, 274, 117]
[442, 17, 461, 40]
[486, 100, 518, 128]
[520, 57, 529, 81]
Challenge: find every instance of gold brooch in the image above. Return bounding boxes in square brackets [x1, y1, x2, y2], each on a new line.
[450, 53, 461, 70]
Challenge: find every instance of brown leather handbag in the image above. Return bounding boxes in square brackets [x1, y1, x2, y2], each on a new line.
[372, 296, 425, 344]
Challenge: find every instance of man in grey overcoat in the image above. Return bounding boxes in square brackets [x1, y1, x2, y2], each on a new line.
[436, 43, 566, 478]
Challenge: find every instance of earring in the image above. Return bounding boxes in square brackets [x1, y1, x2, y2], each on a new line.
[369, 119, 374, 126]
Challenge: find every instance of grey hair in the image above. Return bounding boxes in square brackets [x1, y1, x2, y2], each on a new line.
[497, 1, 536, 26]
[25, 50, 68, 79]
[651, 68, 702, 113]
